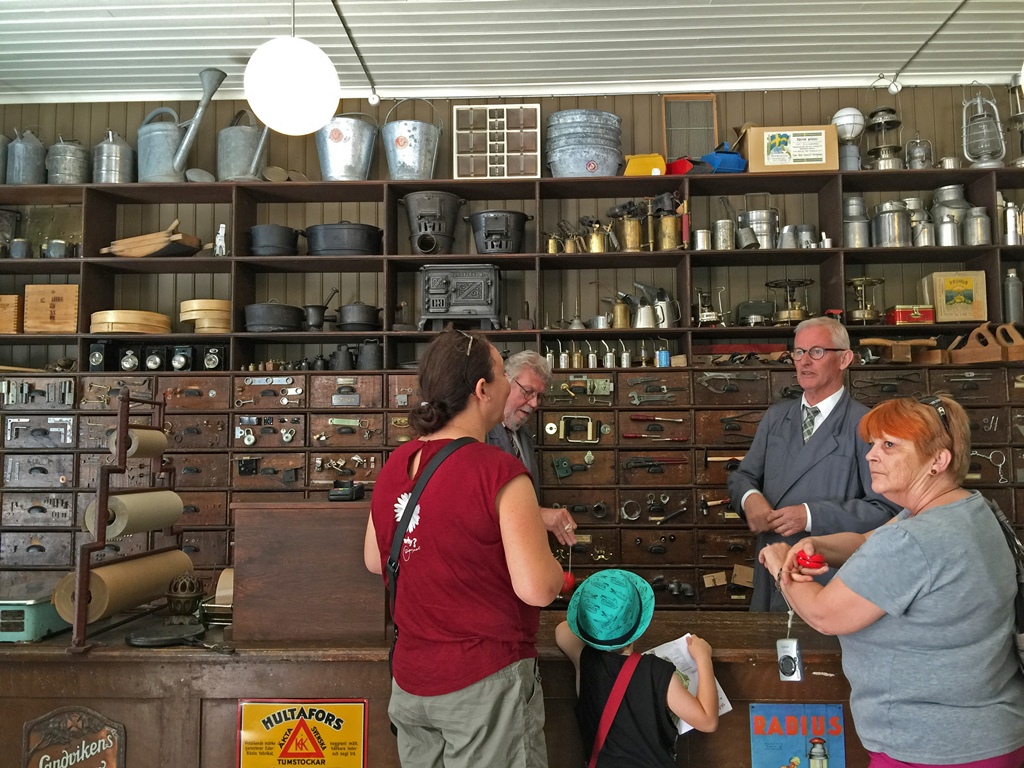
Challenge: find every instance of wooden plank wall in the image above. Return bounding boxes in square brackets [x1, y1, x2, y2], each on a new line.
[1, 87, 1017, 336]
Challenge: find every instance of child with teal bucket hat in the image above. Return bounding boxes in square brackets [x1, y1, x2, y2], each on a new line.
[556, 569, 719, 767]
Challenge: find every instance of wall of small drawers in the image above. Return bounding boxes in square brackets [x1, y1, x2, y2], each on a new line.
[3, 365, 1021, 610]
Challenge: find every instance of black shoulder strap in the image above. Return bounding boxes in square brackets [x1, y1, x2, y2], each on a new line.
[386, 437, 475, 617]
[985, 497, 1024, 633]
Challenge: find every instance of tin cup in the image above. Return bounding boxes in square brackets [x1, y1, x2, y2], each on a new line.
[45, 239, 68, 259]
[9, 239, 30, 259]
[693, 229, 711, 250]
[711, 219, 735, 250]
[939, 156, 960, 169]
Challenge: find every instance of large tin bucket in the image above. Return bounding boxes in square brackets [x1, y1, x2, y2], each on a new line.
[137, 107, 184, 183]
[381, 99, 443, 181]
[216, 109, 269, 182]
[316, 113, 378, 181]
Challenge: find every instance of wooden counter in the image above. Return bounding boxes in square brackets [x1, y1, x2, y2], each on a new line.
[0, 612, 865, 767]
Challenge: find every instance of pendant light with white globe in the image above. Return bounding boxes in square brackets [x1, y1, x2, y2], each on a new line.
[243, 0, 341, 137]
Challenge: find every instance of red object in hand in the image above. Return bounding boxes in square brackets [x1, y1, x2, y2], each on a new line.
[796, 551, 826, 569]
[562, 571, 576, 593]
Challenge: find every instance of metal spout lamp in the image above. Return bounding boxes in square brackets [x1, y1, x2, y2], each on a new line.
[962, 83, 1006, 168]
[244, 0, 341, 136]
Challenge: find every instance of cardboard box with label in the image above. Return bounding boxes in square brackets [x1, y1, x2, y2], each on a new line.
[918, 271, 987, 323]
[745, 124, 839, 173]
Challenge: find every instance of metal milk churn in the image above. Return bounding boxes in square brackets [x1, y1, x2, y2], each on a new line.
[963, 206, 992, 245]
[216, 109, 270, 182]
[46, 136, 91, 184]
[871, 200, 912, 247]
[903, 197, 935, 246]
[6, 128, 46, 185]
[842, 196, 870, 248]
[930, 184, 972, 227]
[92, 130, 135, 183]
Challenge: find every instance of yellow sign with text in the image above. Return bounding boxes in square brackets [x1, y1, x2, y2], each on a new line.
[238, 699, 367, 768]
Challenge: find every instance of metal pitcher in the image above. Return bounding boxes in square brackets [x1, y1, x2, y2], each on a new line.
[217, 109, 269, 182]
[355, 339, 383, 370]
[7, 128, 46, 185]
[137, 68, 226, 183]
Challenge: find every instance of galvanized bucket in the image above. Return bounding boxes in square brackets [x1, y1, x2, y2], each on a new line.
[216, 109, 269, 182]
[381, 99, 443, 181]
[46, 137, 91, 185]
[548, 109, 622, 130]
[137, 107, 185, 183]
[316, 113, 378, 181]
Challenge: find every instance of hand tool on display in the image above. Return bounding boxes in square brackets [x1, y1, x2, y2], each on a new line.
[622, 456, 689, 473]
[695, 372, 764, 393]
[622, 433, 688, 441]
[100, 218, 203, 258]
[859, 336, 938, 364]
[699, 496, 731, 516]
[655, 505, 688, 525]
[630, 414, 687, 424]
[701, 449, 746, 468]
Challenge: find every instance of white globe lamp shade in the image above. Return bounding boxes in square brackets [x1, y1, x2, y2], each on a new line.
[244, 36, 341, 136]
[831, 107, 866, 143]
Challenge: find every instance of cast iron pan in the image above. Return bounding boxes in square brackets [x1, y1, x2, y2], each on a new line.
[125, 624, 234, 653]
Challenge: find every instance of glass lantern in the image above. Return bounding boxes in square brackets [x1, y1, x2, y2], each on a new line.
[865, 106, 903, 170]
[1008, 73, 1024, 167]
[962, 84, 1006, 168]
[905, 132, 934, 169]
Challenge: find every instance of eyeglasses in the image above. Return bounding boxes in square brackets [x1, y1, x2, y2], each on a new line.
[792, 346, 847, 361]
[917, 395, 951, 436]
[512, 378, 543, 404]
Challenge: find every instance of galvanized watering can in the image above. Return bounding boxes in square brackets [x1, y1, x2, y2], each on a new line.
[137, 68, 225, 183]
[217, 109, 269, 182]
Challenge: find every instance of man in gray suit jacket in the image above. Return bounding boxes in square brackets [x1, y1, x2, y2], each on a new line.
[486, 350, 576, 546]
[729, 317, 899, 611]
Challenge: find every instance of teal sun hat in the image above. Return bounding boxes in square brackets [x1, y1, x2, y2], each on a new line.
[566, 569, 655, 652]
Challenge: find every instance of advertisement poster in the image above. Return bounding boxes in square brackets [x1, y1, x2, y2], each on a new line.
[238, 699, 367, 768]
[749, 703, 845, 768]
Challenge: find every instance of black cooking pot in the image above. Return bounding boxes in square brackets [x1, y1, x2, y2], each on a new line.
[335, 301, 383, 331]
[306, 222, 383, 256]
[250, 224, 305, 257]
[244, 301, 306, 332]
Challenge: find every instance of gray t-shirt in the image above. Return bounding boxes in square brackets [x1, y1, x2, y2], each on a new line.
[837, 492, 1024, 763]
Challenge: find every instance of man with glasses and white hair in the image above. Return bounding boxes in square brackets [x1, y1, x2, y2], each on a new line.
[729, 317, 898, 611]
[487, 350, 577, 545]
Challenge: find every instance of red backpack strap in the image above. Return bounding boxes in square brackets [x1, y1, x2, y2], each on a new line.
[589, 652, 641, 768]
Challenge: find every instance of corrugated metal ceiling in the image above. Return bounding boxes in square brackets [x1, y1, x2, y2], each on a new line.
[0, 0, 1022, 104]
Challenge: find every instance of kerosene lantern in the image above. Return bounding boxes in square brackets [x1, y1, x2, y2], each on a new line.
[865, 106, 903, 170]
[962, 83, 1006, 168]
[831, 107, 866, 170]
[846, 276, 885, 324]
[905, 132, 934, 169]
[1008, 72, 1024, 168]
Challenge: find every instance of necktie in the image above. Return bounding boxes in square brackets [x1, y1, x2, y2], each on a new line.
[802, 405, 820, 443]
[506, 427, 523, 460]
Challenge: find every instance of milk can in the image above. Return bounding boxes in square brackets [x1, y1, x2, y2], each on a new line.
[903, 197, 934, 246]
[92, 130, 135, 183]
[930, 184, 972, 226]
[842, 197, 870, 248]
[937, 214, 961, 246]
[6, 129, 46, 185]
[871, 201, 912, 247]
[963, 206, 992, 245]
[45, 137, 91, 184]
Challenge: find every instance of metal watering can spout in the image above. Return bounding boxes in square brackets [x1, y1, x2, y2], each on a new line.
[172, 68, 227, 172]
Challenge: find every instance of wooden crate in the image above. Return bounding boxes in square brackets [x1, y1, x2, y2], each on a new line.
[0, 295, 22, 333]
[23, 284, 79, 334]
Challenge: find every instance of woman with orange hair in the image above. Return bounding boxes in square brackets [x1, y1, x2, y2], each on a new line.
[759, 395, 1024, 768]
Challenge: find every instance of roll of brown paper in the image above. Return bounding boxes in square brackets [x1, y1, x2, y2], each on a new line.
[108, 427, 168, 459]
[84, 490, 183, 538]
[52, 549, 194, 624]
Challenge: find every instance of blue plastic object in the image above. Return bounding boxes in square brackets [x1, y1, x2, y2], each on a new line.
[699, 142, 747, 173]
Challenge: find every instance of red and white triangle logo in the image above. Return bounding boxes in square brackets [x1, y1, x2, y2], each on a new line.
[279, 719, 325, 759]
